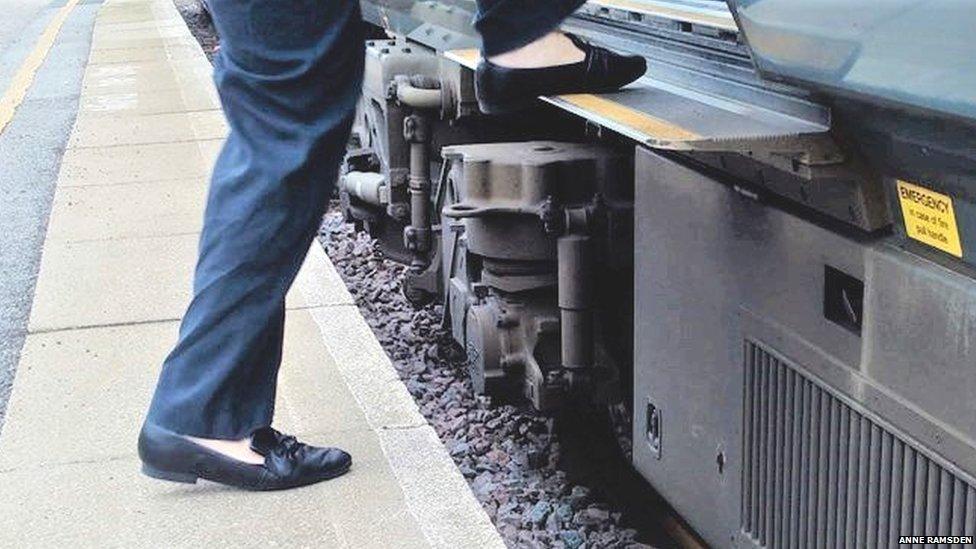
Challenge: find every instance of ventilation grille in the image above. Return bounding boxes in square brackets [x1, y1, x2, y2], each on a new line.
[742, 341, 976, 548]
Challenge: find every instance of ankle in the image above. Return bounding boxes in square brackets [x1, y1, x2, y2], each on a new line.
[488, 32, 585, 69]
[185, 435, 266, 465]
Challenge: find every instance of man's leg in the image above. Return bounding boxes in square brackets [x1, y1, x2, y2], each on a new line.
[144, 0, 364, 443]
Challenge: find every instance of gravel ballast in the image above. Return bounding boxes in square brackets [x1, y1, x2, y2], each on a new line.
[173, 0, 219, 61]
[319, 212, 663, 549]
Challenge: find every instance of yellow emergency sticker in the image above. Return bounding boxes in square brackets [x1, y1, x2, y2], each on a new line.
[896, 179, 963, 257]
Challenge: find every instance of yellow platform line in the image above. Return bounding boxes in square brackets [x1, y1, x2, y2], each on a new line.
[0, 0, 81, 136]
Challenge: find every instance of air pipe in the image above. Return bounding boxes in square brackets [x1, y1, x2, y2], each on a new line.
[555, 205, 595, 372]
[395, 74, 441, 273]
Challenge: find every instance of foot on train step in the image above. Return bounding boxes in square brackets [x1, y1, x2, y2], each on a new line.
[476, 32, 647, 115]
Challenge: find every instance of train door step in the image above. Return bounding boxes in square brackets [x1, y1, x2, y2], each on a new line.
[444, 47, 832, 155]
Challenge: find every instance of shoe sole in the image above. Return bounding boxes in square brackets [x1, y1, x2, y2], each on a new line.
[142, 463, 198, 484]
[476, 96, 538, 116]
[140, 461, 352, 490]
[477, 80, 643, 116]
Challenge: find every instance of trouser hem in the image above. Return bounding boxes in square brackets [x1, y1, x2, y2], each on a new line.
[476, 0, 587, 57]
[144, 417, 271, 440]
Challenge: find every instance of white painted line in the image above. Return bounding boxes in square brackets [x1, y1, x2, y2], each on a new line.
[293, 243, 356, 308]
[296, 243, 505, 549]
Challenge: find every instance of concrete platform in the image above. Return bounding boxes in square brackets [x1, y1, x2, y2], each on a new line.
[0, 0, 503, 547]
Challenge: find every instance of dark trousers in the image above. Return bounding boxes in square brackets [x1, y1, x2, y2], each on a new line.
[145, 0, 582, 439]
[475, 0, 586, 56]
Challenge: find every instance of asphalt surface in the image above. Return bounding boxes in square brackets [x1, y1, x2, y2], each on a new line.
[0, 1, 49, 51]
[0, 0, 100, 430]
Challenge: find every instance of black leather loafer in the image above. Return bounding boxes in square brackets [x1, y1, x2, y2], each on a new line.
[138, 423, 351, 491]
[475, 34, 647, 114]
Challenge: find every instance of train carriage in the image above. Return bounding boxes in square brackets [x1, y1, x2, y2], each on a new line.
[339, 1, 976, 545]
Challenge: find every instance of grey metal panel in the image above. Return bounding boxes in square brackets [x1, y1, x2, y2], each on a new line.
[864, 247, 976, 449]
[585, 0, 737, 32]
[739, 341, 976, 548]
[726, 0, 976, 122]
[632, 148, 976, 546]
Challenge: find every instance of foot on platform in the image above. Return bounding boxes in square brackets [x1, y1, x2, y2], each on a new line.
[476, 32, 647, 114]
[138, 423, 352, 490]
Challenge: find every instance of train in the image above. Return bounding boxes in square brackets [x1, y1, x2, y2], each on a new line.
[339, 1, 976, 546]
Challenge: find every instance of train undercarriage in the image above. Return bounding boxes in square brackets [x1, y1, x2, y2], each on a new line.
[342, 1, 976, 546]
